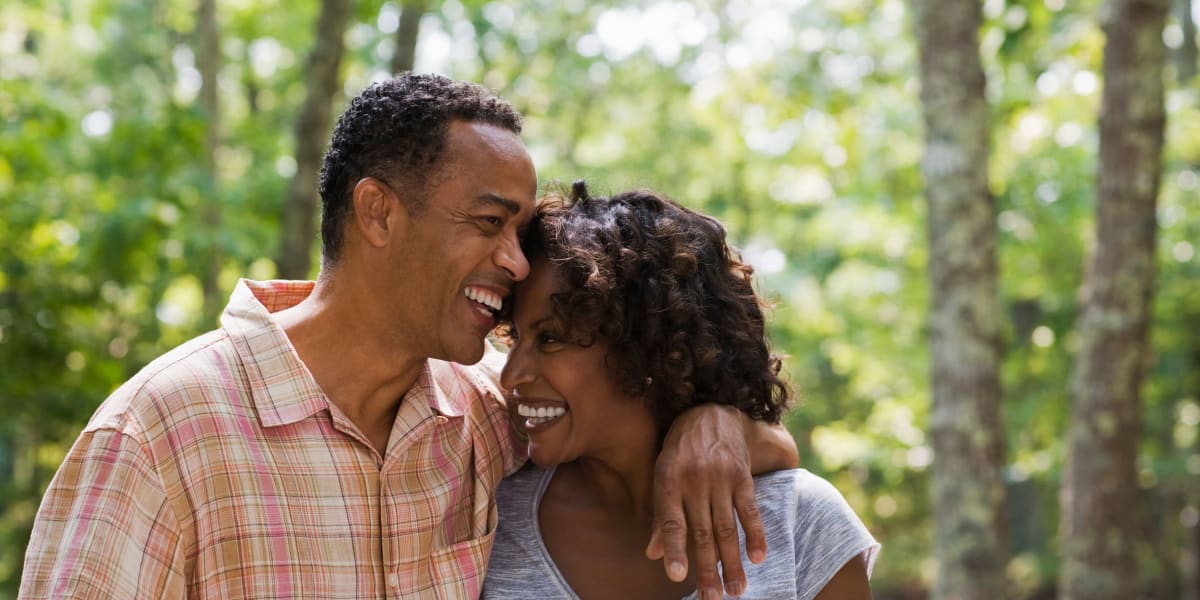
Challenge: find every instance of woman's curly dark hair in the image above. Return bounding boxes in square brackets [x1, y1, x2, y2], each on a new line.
[515, 181, 790, 434]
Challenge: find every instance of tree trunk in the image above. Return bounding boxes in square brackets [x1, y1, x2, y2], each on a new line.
[243, 43, 260, 115]
[1059, 0, 1168, 598]
[277, 0, 353, 280]
[1186, 476, 1200, 600]
[197, 0, 222, 316]
[391, 0, 427, 74]
[1176, 0, 1198, 83]
[1186, 347, 1200, 600]
[911, 1, 1008, 598]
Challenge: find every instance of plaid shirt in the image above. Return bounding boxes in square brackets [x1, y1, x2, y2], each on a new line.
[20, 279, 522, 599]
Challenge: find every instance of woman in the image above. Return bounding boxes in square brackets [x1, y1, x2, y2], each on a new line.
[482, 183, 879, 599]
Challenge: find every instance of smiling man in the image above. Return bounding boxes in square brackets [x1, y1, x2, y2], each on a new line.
[20, 74, 796, 599]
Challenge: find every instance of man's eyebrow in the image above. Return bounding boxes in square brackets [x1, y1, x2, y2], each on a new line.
[473, 193, 521, 214]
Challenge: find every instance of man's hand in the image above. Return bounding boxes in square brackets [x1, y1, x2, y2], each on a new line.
[647, 404, 767, 599]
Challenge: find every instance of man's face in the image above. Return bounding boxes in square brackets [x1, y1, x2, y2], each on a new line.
[388, 120, 537, 365]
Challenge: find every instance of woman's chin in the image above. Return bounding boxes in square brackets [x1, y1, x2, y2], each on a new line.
[528, 447, 567, 469]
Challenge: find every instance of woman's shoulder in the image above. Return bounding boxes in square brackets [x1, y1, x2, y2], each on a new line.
[751, 468, 846, 508]
[722, 469, 878, 599]
[749, 468, 877, 557]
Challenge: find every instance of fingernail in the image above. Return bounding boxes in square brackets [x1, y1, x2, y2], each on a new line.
[702, 590, 720, 600]
[668, 561, 686, 581]
[749, 549, 765, 563]
[728, 581, 745, 596]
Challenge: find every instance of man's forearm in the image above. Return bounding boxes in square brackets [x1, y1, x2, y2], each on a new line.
[746, 419, 799, 473]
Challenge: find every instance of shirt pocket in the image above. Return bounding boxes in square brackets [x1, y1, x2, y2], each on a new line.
[427, 526, 496, 600]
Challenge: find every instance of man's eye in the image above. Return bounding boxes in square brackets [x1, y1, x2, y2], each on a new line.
[480, 215, 503, 228]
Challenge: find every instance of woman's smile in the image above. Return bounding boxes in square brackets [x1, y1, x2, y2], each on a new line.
[517, 402, 569, 429]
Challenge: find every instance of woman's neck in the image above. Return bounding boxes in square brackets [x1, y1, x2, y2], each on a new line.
[540, 433, 697, 600]
[545, 404, 660, 512]
[558, 448, 659, 519]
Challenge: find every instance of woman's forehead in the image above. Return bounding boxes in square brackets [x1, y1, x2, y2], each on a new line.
[513, 259, 565, 315]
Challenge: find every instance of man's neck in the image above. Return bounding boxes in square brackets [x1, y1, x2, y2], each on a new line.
[271, 277, 424, 455]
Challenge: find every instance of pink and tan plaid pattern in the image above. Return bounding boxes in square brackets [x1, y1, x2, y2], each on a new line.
[21, 279, 521, 599]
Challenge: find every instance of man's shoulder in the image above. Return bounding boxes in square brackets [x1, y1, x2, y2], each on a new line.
[88, 328, 240, 435]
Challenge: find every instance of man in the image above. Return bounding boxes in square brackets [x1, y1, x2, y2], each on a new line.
[21, 74, 796, 598]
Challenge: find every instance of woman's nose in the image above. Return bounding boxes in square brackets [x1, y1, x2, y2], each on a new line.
[500, 345, 534, 391]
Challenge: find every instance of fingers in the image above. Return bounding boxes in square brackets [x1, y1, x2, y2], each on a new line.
[652, 404, 762, 597]
[648, 474, 688, 581]
[734, 474, 767, 564]
[684, 490, 723, 599]
[711, 491, 747, 597]
[645, 528, 663, 561]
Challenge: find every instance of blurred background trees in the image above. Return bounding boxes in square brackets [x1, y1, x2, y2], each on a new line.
[2, 0, 1198, 597]
[911, 0, 1007, 596]
[1060, 0, 1169, 597]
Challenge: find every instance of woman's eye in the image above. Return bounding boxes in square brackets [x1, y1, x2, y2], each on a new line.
[537, 332, 562, 346]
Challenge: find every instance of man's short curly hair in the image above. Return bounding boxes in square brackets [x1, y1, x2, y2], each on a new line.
[517, 181, 790, 434]
[318, 73, 523, 263]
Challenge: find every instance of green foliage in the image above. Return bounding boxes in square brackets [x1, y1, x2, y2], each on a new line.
[2, 0, 1198, 597]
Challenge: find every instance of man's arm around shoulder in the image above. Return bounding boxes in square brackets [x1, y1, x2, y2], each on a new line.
[649, 404, 799, 599]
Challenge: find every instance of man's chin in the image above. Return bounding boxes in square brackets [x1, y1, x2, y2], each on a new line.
[442, 340, 486, 365]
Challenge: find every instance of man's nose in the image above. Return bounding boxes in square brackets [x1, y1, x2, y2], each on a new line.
[496, 235, 530, 281]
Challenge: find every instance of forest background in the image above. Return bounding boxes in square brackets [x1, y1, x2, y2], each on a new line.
[2, 0, 1198, 598]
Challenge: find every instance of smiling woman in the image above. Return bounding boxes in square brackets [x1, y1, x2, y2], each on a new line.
[482, 182, 879, 600]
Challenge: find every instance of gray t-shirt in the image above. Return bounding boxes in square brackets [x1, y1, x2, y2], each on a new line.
[482, 466, 880, 599]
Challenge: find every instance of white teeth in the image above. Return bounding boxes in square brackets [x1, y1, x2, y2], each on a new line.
[464, 287, 502, 311]
[517, 404, 566, 420]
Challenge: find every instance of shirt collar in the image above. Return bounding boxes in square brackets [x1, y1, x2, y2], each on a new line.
[426, 340, 508, 419]
[220, 279, 330, 427]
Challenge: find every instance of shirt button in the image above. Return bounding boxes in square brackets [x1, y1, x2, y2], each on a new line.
[434, 415, 449, 424]
[388, 573, 400, 588]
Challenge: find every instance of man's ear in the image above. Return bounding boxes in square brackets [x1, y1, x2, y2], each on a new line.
[351, 178, 405, 248]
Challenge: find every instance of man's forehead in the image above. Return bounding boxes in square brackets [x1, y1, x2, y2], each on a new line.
[446, 119, 529, 157]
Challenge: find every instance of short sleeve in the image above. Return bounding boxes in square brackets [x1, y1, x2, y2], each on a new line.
[20, 428, 185, 599]
[792, 472, 880, 600]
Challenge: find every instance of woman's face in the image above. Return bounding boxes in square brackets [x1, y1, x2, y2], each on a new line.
[500, 258, 655, 467]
